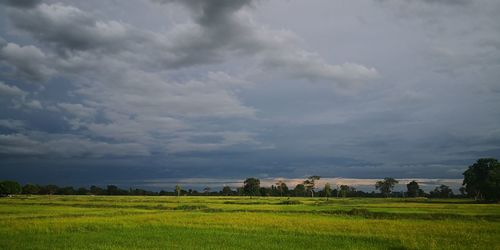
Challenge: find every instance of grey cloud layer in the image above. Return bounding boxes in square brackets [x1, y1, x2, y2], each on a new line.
[0, 0, 499, 185]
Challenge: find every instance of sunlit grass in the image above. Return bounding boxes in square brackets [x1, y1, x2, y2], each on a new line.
[0, 196, 499, 249]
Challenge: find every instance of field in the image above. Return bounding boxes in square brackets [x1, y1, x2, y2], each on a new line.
[0, 196, 499, 249]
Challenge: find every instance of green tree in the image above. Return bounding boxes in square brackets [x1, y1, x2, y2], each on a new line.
[375, 177, 399, 197]
[406, 180, 422, 197]
[293, 184, 306, 197]
[339, 185, 350, 198]
[275, 180, 287, 197]
[0, 180, 22, 196]
[243, 178, 260, 198]
[463, 158, 500, 201]
[323, 183, 332, 200]
[303, 175, 320, 197]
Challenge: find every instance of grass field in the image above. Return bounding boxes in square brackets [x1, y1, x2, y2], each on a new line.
[0, 196, 499, 249]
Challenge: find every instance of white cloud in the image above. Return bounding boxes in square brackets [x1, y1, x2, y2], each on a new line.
[0, 42, 54, 81]
[23, 99, 43, 109]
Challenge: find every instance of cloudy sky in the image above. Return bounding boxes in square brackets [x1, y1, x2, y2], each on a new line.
[1, 0, 499, 190]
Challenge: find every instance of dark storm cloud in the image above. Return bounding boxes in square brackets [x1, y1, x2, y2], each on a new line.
[3, 0, 377, 82]
[6, 0, 251, 67]
[153, 0, 254, 23]
[1, 0, 41, 8]
[151, 0, 258, 67]
[151, 0, 378, 80]
[7, 3, 133, 52]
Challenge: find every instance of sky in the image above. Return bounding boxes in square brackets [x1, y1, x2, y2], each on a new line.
[0, 0, 499, 191]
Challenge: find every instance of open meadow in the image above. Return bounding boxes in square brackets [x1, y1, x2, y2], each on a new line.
[0, 196, 499, 250]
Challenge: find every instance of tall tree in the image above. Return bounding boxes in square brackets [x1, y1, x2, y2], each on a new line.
[275, 180, 287, 197]
[293, 184, 306, 197]
[463, 158, 500, 201]
[222, 186, 232, 196]
[339, 185, 350, 198]
[243, 178, 260, 198]
[375, 177, 399, 197]
[303, 176, 320, 197]
[406, 180, 422, 197]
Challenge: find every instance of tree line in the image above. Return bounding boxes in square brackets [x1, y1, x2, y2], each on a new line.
[1, 158, 499, 201]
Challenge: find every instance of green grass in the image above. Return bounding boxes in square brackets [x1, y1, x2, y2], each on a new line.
[0, 196, 499, 249]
